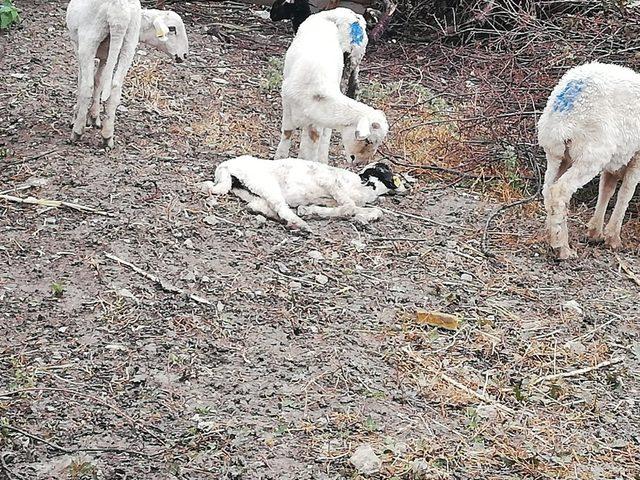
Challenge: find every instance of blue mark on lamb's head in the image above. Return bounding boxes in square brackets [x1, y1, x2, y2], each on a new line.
[553, 79, 585, 113]
[350, 21, 364, 46]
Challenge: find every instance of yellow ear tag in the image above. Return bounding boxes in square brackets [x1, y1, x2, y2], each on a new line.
[393, 176, 402, 188]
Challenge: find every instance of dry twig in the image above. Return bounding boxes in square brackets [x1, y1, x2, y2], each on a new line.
[530, 356, 625, 386]
[616, 254, 640, 287]
[0, 194, 114, 217]
[104, 252, 214, 305]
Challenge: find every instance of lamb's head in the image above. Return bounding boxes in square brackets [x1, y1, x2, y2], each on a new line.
[341, 110, 389, 165]
[140, 9, 189, 63]
[358, 162, 406, 195]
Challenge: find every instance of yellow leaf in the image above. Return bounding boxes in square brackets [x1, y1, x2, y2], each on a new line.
[416, 311, 461, 330]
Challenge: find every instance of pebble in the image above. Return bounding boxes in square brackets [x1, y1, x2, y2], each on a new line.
[563, 300, 583, 316]
[349, 444, 381, 475]
[563, 340, 586, 355]
[461, 273, 473, 281]
[308, 250, 324, 261]
[315, 274, 329, 285]
[203, 215, 218, 226]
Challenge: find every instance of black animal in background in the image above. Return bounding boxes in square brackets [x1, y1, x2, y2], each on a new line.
[270, 0, 313, 33]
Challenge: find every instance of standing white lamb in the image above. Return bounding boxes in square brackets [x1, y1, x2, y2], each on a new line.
[201, 156, 406, 231]
[66, 0, 189, 148]
[538, 62, 640, 259]
[274, 8, 388, 165]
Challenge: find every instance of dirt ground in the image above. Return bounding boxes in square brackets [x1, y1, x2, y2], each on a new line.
[1, 1, 639, 479]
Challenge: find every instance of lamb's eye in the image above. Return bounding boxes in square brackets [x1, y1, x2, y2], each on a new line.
[168, 26, 177, 33]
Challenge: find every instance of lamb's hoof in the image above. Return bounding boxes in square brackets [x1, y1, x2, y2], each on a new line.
[288, 221, 312, 234]
[604, 235, 623, 251]
[70, 130, 82, 143]
[353, 214, 370, 225]
[297, 206, 310, 217]
[102, 136, 114, 149]
[200, 181, 216, 195]
[587, 227, 604, 243]
[556, 246, 577, 260]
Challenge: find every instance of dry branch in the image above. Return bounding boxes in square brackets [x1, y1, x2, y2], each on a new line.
[0, 194, 114, 217]
[440, 373, 516, 415]
[616, 254, 640, 287]
[104, 252, 214, 305]
[531, 356, 625, 386]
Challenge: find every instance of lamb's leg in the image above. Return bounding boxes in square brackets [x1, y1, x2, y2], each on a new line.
[71, 38, 100, 142]
[275, 103, 294, 159]
[317, 128, 332, 164]
[586, 171, 620, 242]
[261, 192, 310, 231]
[101, 27, 138, 148]
[299, 205, 382, 224]
[89, 58, 106, 128]
[546, 155, 605, 260]
[246, 197, 278, 220]
[299, 125, 322, 162]
[603, 157, 640, 250]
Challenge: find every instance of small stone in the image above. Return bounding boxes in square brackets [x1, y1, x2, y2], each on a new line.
[203, 215, 218, 226]
[461, 273, 473, 281]
[411, 459, 430, 477]
[201, 275, 211, 283]
[308, 250, 324, 261]
[349, 444, 381, 475]
[254, 215, 267, 224]
[181, 271, 196, 282]
[184, 238, 195, 249]
[117, 288, 139, 302]
[563, 340, 586, 355]
[350, 239, 366, 251]
[476, 404, 498, 419]
[117, 105, 128, 112]
[563, 300, 583, 316]
[252, 10, 271, 19]
[289, 281, 302, 289]
[315, 274, 329, 285]
[216, 301, 224, 312]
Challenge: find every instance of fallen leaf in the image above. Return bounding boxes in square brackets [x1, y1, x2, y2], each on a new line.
[416, 310, 461, 330]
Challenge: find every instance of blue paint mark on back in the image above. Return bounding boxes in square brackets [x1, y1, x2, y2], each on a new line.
[350, 21, 364, 46]
[553, 79, 585, 113]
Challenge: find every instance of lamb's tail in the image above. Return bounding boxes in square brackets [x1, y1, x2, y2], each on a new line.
[204, 164, 233, 195]
[100, 28, 127, 103]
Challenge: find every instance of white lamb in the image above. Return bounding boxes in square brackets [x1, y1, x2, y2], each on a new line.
[538, 62, 640, 259]
[201, 156, 406, 231]
[66, 0, 189, 148]
[274, 8, 388, 165]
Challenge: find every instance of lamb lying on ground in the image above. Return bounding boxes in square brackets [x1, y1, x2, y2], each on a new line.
[66, 0, 189, 148]
[275, 8, 387, 164]
[538, 61, 640, 259]
[201, 156, 406, 231]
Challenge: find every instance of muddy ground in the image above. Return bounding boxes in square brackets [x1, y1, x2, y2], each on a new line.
[1, 1, 639, 479]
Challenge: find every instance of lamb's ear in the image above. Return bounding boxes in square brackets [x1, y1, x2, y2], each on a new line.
[153, 16, 170, 42]
[355, 117, 370, 140]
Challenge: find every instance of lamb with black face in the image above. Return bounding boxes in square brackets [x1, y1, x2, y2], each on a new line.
[359, 162, 406, 195]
